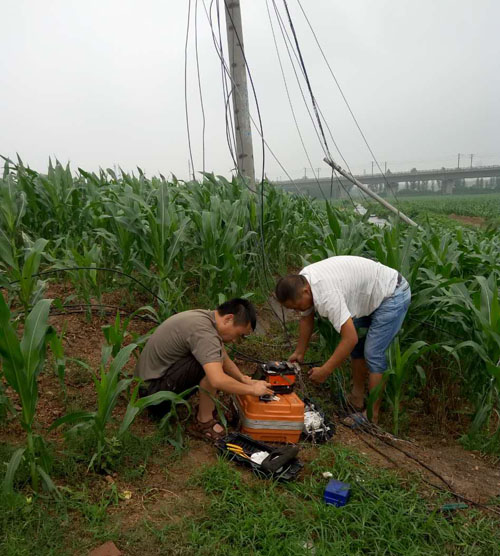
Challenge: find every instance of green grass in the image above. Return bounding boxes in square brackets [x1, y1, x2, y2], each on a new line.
[185, 444, 500, 555]
[3, 440, 500, 555]
[365, 193, 500, 222]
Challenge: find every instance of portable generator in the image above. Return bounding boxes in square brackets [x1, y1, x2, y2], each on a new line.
[260, 360, 300, 394]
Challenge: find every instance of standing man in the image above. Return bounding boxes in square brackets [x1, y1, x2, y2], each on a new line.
[275, 256, 411, 424]
[135, 298, 272, 441]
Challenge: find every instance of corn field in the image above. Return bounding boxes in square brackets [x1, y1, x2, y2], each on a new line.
[1, 156, 500, 494]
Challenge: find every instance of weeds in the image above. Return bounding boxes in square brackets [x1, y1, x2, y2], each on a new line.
[51, 344, 192, 472]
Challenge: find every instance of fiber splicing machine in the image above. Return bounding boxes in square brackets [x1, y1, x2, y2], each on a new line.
[235, 361, 304, 443]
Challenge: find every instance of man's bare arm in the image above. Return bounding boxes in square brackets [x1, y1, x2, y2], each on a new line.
[308, 318, 358, 383]
[289, 312, 315, 362]
[203, 361, 272, 396]
[221, 348, 248, 381]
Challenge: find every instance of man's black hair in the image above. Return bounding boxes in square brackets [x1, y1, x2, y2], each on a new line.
[216, 298, 257, 330]
[275, 275, 307, 303]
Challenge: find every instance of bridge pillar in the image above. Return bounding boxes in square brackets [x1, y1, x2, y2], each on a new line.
[440, 178, 454, 194]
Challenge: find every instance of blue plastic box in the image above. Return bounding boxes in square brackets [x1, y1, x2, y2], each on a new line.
[324, 479, 351, 507]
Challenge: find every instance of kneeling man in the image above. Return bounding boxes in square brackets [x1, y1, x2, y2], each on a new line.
[135, 298, 272, 440]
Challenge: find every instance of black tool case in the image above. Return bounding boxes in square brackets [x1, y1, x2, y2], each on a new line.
[215, 432, 303, 481]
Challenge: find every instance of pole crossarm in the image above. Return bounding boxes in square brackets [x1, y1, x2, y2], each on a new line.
[323, 157, 419, 228]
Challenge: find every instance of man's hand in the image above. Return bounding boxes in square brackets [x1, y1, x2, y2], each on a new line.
[251, 380, 274, 397]
[308, 365, 331, 384]
[288, 350, 305, 363]
[240, 375, 254, 385]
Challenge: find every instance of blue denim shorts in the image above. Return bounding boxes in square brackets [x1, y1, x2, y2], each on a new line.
[350, 278, 411, 374]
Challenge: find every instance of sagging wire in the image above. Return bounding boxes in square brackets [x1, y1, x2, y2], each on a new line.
[49, 304, 159, 323]
[267, 6, 352, 216]
[296, 0, 400, 205]
[184, 0, 196, 180]
[272, 0, 374, 208]
[222, 0, 266, 186]
[203, 1, 294, 342]
[332, 377, 500, 516]
[213, 0, 239, 173]
[202, 0, 325, 228]
[266, 0, 327, 192]
[194, 0, 206, 174]
[264, 0, 323, 198]
[272, 0, 363, 210]
[5, 266, 167, 306]
[234, 342, 500, 515]
[220, 0, 274, 301]
[202, 0, 256, 192]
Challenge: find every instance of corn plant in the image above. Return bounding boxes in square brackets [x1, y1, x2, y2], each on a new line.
[102, 306, 160, 356]
[0, 175, 49, 312]
[17, 238, 49, 313]
[367, 338, 432, 435]
[368, 222, 420, 285]
[0, 295, 56, 493]
[190, 196, 257, 300]
[98, 185, 147, 275]
[136, 182, 190, 317]
[444, 275, 500, 449]
[0, 172, 26, 279]
[307, 202, 368, 262]
[52, 239, 104, 317]
[51, 343, 191, 471]
[48, 323, 67, 397]
[34, 159, 85, 238]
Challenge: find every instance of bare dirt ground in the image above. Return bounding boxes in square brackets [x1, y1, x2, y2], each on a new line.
[2, 280, 500, 547]
[448, 214, 486, 227]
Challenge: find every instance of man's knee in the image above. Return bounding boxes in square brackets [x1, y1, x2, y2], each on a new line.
[199, 375, 216, 394]
[364, 346, 387, 375]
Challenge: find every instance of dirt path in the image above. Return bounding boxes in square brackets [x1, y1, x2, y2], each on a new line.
[336, 425, 500, 505]
[448, 214, 486, 226]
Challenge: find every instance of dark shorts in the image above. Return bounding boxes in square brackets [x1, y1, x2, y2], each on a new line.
[143, 354, 205, 419]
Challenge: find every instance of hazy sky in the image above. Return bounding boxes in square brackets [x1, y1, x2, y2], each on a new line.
[1, 0, 499, 181]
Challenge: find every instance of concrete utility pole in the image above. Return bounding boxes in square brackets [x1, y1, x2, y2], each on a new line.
[323, 157, 418, 227]
[470, 154, 473, 168]
[225, 1, 255, 185]
[457, 153, 461, 169]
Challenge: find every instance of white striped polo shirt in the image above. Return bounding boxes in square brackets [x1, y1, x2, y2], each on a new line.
[300, 256, 398, 333]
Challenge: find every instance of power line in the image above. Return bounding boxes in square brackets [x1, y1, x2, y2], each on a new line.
[273, 1, 362, 209]
[295, 0, 399, 204]
[194, 0, 206, 174]
[184, 0, 196, 180]
[201, 1, 294, 338]
[265, 0, 323, 194]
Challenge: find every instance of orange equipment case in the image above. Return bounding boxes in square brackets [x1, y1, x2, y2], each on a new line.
[235, 392, 304, 443]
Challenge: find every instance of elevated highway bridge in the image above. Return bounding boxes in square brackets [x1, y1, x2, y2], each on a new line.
[275, 165, 500, 197]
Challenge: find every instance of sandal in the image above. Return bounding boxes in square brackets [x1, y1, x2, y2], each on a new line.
[342, 412, 370, 430]
[188, 417, 226, 442]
